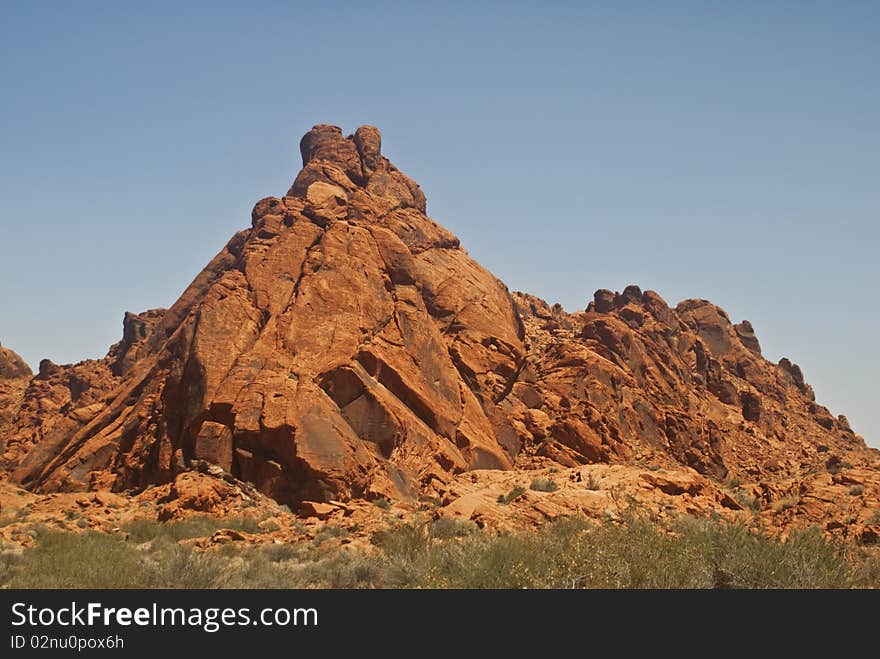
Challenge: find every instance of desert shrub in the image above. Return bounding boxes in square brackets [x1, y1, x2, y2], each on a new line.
[0, 550, 21, 583]
[291, 551, 387, 588]
[259, 543, 302, 563]
[421, 534, 545, 588]
[4, 531, 150, 588]
[122, 515, 261, 543]
[2, 515, 875, 590]
[849, 485, 865, 496]
[120, 518, 161, 542]
[431, 517, 479, 539]
[849, 548, 880, 585]
[216, 551, 287, 589]
[4, 530, 233, 589]
[372, 521, 429, 560]
[670, 517, 851, 589]
[360, 515, 863, 589]
[530, 477, 558, 492]
[149, 545, 226, 588]
[314, 524, 349, 543]
[497, 486, 526, 505]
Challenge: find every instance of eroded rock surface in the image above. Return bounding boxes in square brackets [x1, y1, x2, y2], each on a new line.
[510, 287, 867, 485]
[3, 125, 524, 506]
[1, 124, 877, 543]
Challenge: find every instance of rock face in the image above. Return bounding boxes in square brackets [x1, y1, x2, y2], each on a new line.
[2, 125, 525, 505]
[511, 288, 868, 484]
[1, 124, 877, 539]
[0, 344, 31, 381]
[0, 344, 32, 440]
[2, 356, 118, 486]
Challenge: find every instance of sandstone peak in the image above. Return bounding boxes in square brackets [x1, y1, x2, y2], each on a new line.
[299, 124, 382, 169]
[299, 124, 349, 166]
[288, 124, 425, 213]
[0, 343, 31, 380]
[4, 124, 521, 505]
[1, 124, 877, 544]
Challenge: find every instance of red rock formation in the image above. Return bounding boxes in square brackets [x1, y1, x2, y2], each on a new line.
[4, 125, 525, 505]
[1, 124, 877, 541]
[510, 286, 869, 485]
[2, 356, 118, 487]
[0, 344, 32, 443]
[0, 343, 31, 381]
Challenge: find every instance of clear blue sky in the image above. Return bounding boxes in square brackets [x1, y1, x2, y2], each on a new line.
[1, 2, 877, 446]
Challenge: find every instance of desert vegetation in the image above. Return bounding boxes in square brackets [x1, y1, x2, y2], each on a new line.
[1, 515, 878, 589]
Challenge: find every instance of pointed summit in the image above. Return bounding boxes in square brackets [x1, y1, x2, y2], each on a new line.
[288, 124, 426, 214]
[2, 125, 875, 539]
[9, 125, 525, 504]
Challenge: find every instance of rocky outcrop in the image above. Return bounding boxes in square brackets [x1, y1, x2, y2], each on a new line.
[107, 309, 167, 377]
[3, 125, 525, 506]
[2, 356, 118, 486]
[1, 124, 877, 542]
[511, 286, 868, 484]
[0, 344, 31, 381]
[0, 344, 32, 445]
[437, 464, 744, 532]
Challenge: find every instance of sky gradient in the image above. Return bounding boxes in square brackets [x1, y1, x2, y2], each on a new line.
[1, 2, 877, 446]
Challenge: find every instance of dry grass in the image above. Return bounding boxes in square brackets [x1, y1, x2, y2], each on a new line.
[529, 477, 558, 492]
[2, 515, 878, 589]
